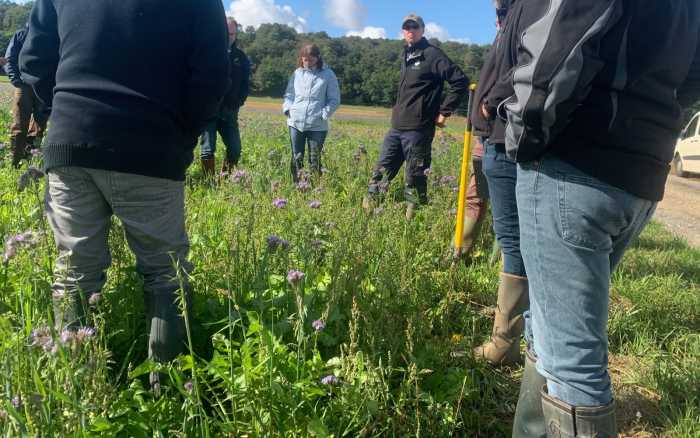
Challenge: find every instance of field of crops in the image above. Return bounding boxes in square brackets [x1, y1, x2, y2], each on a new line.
[0, 108, 698, 436]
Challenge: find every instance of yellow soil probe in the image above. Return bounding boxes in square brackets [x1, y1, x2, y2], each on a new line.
[454, 83, 478, 251]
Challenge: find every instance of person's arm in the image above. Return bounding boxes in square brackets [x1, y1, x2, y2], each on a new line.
[504, 0, 623, 162]
[7, 31, 26, 88]
[239, 53, 251, 107]
[282, 71, 295, 115]
[20, 2, 59, 106]
[678, 32, 700, 109]
[435, 53, 469, 118]
[322, 70, 340, 120]
[183, 0, 229, 138]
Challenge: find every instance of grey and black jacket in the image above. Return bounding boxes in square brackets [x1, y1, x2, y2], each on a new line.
[4, 27, 28, 87]
[391, 38, 469, 131]
[504, 0, 700, 201]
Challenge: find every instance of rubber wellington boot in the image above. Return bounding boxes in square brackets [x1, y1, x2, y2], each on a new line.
[11, 137, 27, 168]
[541, 387, 616, 438]
[512, 352, 546, 438]
[474, 273, 529, 366]
[221, 160, 234, 175]
[405, 202, 417, 220]
[201, 158, 216, 178]
[453, 214, 485, 261]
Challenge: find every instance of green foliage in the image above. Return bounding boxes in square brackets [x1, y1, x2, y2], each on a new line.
[0, 106, 698, 435]
[0, 1, 32, 54]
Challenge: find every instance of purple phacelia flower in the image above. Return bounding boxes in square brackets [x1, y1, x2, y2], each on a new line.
[272, 198, 288, 209]
[308, 200, 321, 209]
[88, 293, 102, 306]
[184, 381, 194, 392]
[296, 180, 312, 192]
[231, 169, 249, 183]
[312, 319, 325, 332]
[3, 231, 40, 262]
[286, 270, 305, 285]
[439, 175, 457, 185]
[60, 329, 74, 345]
[75, 327, 96, 343]
[30, 149, 41, 158]
[423, 168, 432, 176]
[11, 396, 22, 410]
[266, 235, 290, 251]
[321, 375, 339, 385]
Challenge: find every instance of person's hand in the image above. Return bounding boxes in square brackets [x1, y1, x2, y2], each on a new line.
[481, 103, 492, 120]
[435, 113, 447, 128]
[0, 57, 6, 67]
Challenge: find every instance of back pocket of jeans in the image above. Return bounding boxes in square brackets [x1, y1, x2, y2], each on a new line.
[556, 173, 627, 252]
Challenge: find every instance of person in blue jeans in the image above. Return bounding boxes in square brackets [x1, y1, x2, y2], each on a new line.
[503, 1, 700, 436]
[200, 16, 250, 176]
[472, 0, 530, 368]
[283, 43, 340, 181]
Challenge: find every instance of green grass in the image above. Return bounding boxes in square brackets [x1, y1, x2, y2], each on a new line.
[0, 109, 697, 436]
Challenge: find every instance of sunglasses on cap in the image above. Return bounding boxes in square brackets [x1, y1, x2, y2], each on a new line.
[403, 22, 421, 30]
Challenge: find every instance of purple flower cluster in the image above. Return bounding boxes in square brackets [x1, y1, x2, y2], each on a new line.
[287, 269, 305, 285]
[184, 381, 194, 392]
[423, 168, 432, 176]
[272, 198, 288, 209]
[3, 231, 40, 263]
[30, 326, 54, 353]
[308, 200, 322, 209]
[439, 175, 457, 185]
[312, 319, 325, 332]
[17, 167, 45, 192]
[88, 293, 102, 306]
[230, 169, 249, 184]
[30, 149, 41, 158]
[296, 180, 312, 192]
[266, 235, 290, 251]
[321, 374, 339, 385]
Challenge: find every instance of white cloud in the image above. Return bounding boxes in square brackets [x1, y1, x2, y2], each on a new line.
[228, 0, 308, 33]
[346, 26, 387, 39]
[324, 0, 366, 31]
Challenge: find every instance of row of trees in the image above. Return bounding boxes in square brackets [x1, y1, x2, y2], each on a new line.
[236, 23, 489, 107]
[0, 0, 32, 52]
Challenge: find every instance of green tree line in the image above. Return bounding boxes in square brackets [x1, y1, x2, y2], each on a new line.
[0, 0, 32, 53]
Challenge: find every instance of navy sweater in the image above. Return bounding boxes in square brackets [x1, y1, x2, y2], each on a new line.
[20, 0, 230, 181]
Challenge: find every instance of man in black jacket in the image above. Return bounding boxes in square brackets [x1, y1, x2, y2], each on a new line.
[200, 16, 251, 176]
[20, 0, 229, 393]
[504, 1, 700, 436]
[4, 24, 48, 167]
[363, 14, 468, 219]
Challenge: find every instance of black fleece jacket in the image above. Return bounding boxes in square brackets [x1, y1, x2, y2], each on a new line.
[20, 0, 229, 181]
[504, 0, 700, 201]
[391, 38, 469, 131]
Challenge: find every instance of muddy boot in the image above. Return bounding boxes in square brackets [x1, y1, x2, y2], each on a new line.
[513, 352, 547, 438]
[221, 160, 234, 175]
[11, 137, 27, 168]
[405, 202, 417, 220]
[147, 287, 191, 395]
[201, 158, 216, 178]
[541, 387, 616, 438]
[362, 194, 376, 213]
[453, 214, 485, 261]
[474, 273, 529, 366]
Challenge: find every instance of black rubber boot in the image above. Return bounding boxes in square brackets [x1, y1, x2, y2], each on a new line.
[512, 351, 546, 438]
[541, 386, 616, 438]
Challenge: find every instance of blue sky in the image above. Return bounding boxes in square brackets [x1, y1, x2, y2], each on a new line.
[12, 0, 498, 45]
[224, 0, 498, 44]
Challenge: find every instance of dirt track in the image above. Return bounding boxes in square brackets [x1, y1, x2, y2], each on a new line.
[655, 175, 700, 247]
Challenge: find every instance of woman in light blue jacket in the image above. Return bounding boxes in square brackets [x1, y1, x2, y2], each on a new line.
[283, 43, 340, 180]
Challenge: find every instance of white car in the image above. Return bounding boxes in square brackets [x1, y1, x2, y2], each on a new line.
[673, 111, 700, 177]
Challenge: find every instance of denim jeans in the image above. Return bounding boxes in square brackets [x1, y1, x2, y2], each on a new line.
[45, 167, 193, 363]
[516, 154, 655, 406]
[482, 141, 526, 276]
[200, 107, 241, 164]
[368, 127, 436, 204]
[289, 127, 327, 177]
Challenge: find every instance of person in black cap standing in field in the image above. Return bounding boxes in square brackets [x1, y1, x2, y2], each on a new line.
[363, 14, 469, 219]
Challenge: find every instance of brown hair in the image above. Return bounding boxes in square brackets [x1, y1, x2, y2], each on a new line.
[297, 43, 323, 69]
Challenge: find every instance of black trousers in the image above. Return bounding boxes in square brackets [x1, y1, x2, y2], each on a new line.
[368, 126, 435, 203]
